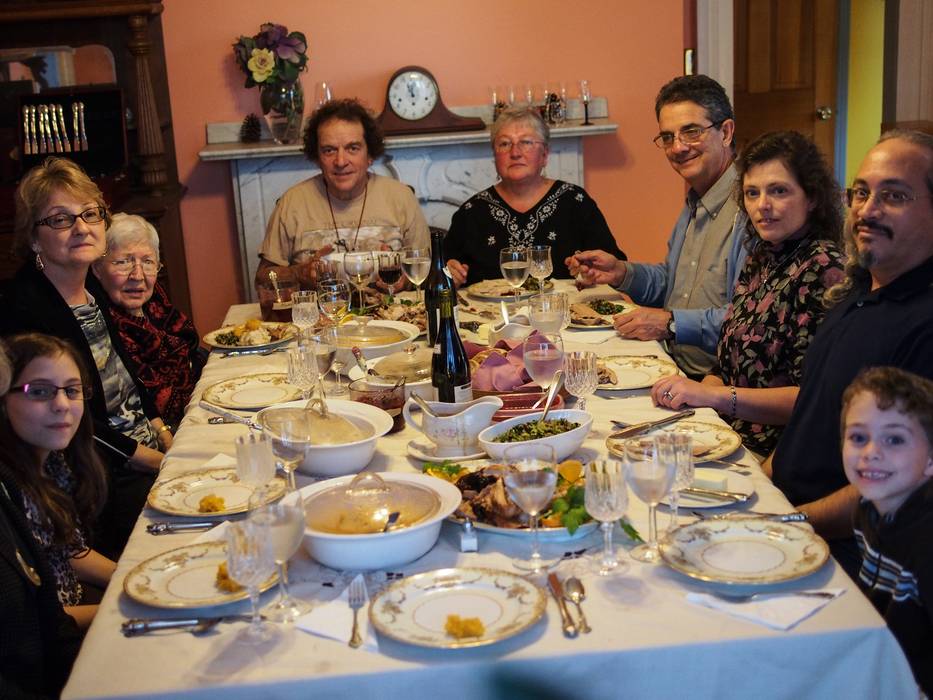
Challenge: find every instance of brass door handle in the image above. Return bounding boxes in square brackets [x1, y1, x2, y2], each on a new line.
[816, 106, 833, 121]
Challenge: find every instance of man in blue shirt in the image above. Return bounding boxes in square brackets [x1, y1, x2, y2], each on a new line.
[568, 75, 746, 377]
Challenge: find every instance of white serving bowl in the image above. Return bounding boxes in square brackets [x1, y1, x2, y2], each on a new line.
[477, 408, 592, 462]
[335, 320, 420, 367]
[347, 359, 433, 401]
[298, 472, 461, 571]
[255, 399, 392, 477]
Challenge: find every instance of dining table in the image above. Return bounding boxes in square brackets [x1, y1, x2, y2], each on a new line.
[62, 281, 918, 700]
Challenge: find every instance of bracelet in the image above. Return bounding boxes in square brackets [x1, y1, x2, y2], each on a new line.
[728, 386, 737, 418]
[156, 424, 172, 435]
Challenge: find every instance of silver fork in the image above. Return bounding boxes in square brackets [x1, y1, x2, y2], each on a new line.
[710, 590, 836, 604]
[347, 578, 365, 648]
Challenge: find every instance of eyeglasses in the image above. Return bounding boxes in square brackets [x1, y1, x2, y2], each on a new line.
[35, 206, 107, 230]
[9, 382, 92, 402]
[653, 121, 724, 149]
[493, 139, 545, 153]
[108, 257, 162, 275]
[845, 186, 932, 209]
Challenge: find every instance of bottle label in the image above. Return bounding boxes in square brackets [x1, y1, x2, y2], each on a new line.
[454, 382, 473, 403]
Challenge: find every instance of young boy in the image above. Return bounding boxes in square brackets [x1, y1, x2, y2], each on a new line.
[841, 366, 933, 695]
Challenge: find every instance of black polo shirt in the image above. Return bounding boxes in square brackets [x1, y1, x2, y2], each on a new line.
[772, 256, 933, 506]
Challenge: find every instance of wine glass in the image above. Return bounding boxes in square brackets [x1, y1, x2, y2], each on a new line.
[625, 437, 677, 564]
[522, 332, 564, 393]
[499, 247, 529, 296]
[291, 290, 319, 332]
[528, 292, 567, 335]
[226, 517, 276, 644]
[580, 79, 592, 125]
[503, 443, 558, 575]
[528, 245, 553, 289]
[314, 80, 333, 108]
[249, 485, 310, 622]
[376, 251, 402, 302]
[661, 430, 694, 533]
[343, 251, 374, 312]
[584, 460, 629, 575]
[318, 280, 350, 325]
[401, 246, 430, 305]
[305, 327, 338, 397]
[235, 434, 276, 488]
[312, 257, 339, 289]
[261, 409, 314, 493]
[563, 350, 598, 411]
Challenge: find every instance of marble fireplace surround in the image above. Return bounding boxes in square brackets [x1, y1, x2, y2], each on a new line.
[199, 99, 616, 301]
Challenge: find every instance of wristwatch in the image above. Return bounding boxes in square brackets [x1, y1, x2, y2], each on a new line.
[666, 314, 676, 340]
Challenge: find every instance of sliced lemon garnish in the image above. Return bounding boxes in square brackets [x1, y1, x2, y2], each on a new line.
[558, 459, 583, 484]
[338, 313, 357, 325]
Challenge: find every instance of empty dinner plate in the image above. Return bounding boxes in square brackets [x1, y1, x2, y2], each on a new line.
[201, 373, 304, 410]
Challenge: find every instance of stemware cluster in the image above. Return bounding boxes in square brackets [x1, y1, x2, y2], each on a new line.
[488, 80, 594, 125]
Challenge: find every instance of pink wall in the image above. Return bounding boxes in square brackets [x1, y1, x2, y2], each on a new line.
[162, 0, 686, 332]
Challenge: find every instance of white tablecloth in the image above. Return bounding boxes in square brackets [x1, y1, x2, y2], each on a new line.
[63, 284, 917, 700]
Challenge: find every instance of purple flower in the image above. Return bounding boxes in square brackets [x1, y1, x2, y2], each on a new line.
[276, 34, 307, 63]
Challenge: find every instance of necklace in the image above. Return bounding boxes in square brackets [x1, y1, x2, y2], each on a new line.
[326, 180, 369, 252]
[0, 482, 41, 587]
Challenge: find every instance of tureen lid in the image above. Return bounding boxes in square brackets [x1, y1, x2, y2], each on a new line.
[373, 346, 433, 381]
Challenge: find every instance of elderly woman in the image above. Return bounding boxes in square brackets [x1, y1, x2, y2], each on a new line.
[445, 107, 625, 286]
[0, 157, 167, 557]
[651, 131, 846, 455]
[92, 214, 204, 428]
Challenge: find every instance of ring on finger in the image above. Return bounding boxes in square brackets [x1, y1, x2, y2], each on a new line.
[662, 390, 673, 400]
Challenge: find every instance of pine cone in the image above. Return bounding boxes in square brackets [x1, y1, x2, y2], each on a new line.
[240, 113, 261, 143]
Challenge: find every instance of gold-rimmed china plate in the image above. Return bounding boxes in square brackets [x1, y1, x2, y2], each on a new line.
[147, 468, 286, 517]
[201, 373, 303, 410]
[123, 541, 278, 609]
[466, 279, 553, 302]
[203, 322, 297, 351]
[607, 420, 742, 462]
[659, 518, 829, 586]
[597, 355, 679, 390]
[369, 567, 547, 648]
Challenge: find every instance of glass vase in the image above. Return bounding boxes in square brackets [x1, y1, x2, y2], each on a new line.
[259, 79, 304, 145]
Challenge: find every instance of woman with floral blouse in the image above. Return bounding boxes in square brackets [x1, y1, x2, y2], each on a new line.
[651, 131, 845, 455]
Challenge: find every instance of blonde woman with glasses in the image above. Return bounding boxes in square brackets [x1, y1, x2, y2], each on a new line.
[445, 107, 624, 287]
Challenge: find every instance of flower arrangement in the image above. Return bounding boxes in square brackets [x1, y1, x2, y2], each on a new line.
[233, 22, 308, 88]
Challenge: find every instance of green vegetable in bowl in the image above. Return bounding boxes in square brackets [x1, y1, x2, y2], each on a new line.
[213, 331, 239, 346]
[492, 418, 581, 443]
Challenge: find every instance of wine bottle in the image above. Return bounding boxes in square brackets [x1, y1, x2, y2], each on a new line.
[424, 228, 453, 346]
[432, 288, 472, 403]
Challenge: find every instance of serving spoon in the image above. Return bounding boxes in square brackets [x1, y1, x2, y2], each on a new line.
[564, 577, 591, 633]
[538, 369, 564, 424]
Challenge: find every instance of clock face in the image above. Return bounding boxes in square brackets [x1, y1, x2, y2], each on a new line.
[388, 71, 439, 121]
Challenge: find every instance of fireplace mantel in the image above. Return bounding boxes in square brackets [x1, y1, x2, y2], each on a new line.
[199, 104, 617, 301]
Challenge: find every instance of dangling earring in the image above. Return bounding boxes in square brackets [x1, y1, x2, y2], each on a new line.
[34, 252, 44, 270]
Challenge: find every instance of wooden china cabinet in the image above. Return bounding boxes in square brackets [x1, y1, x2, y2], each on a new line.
[0, 0, 190, 316]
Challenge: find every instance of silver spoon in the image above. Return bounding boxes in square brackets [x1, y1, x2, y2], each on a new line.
[538, 369, 564, 424]
[563, 577, 592, 633]
[709, 590, 836, 604]
[410, 393, 437, 418]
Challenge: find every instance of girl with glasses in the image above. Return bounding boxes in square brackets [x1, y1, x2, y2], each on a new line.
[0, 333, 112, 629]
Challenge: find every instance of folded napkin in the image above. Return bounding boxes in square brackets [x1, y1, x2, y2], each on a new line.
[295, 574, 379, 651]
[686, 589, 845, 631]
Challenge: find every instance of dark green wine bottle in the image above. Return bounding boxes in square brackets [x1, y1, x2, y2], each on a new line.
[424, 228, 453, 346]
[432, 288, 472, 402]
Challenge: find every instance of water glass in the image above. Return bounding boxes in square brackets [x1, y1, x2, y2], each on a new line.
[584, 460, 629, 575]
[235, 434, 275, 488]
[287, 346, 316, 399]
[625, 437, 677, 564]
[503, 443, 557, 575]
[528, 292, 567, 335]
[499, 247, 529, 292]
[522, 332, 564, 392]
[291, 290, 319, 330]
[261, 409, 314, 492]
[528, 245, 553, 287]
[314, 80, 333, 108]
[660, 430, 694, 533]
[226, 518, 277, 644]
[305, 327, 339, 395]
[343, 252, 374, 312]
[249, 485, 309, 622]
[563, 350, 598, 411]
[318, 280, 350, 324]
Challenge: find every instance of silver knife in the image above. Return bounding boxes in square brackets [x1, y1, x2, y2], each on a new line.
[547, 573, 578, 638]
[700, 511, 808, 523]
[146, 521, 218, 535]
[198, 400, 263, 431]
[608, 409, 695, 440]
[121, 614, 255, 637]
[682, 485, 750, 503]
